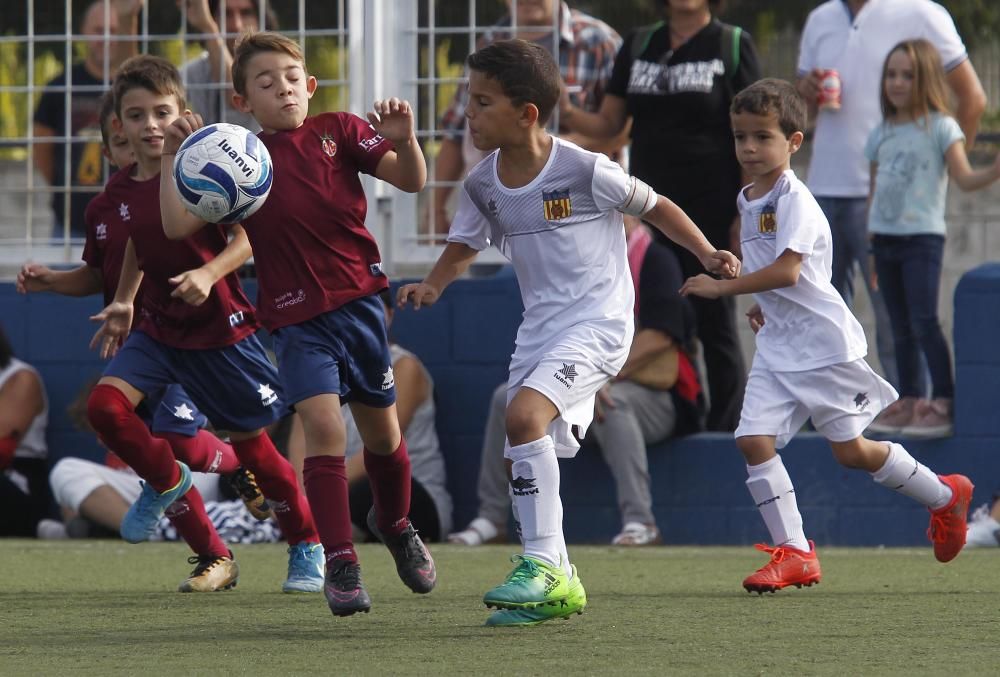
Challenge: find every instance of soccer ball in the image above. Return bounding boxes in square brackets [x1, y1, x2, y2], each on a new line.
[173, 123, 273, 224]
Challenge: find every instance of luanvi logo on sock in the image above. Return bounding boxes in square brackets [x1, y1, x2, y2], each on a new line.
[510, 475, 539, 496]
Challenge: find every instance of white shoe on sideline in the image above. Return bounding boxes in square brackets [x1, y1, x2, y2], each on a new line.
[611, 522, 662, 546]
[36, 518, 68, 540]
[966, 504, 1000, 547]
[447, 517, 502, 546]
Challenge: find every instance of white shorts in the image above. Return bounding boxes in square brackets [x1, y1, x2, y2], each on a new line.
[735, 356, 898, 449]
[508, 345, 626, 458]
[49, 457, 220, 512]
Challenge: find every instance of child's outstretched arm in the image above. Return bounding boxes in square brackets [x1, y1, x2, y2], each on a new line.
[90, 238, 143, 359]
[168, 224, 253, 306]
[642, 193, 741, 279]
[160, 110, 212, 240]
[397, 242, 478, 309]
[371, 98, 427, 193]
[681, 249, 802, 299]
[16, 263, 102, 297]
[945, 140, 1000, 192]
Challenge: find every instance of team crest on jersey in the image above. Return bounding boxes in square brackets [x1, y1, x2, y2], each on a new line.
[320, 132, 337, 158]
[542, 189, 571, 221]
[758, 207, 777, 234]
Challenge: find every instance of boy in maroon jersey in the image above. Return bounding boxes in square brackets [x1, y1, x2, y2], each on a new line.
[86, 55, 324, 594]
[161, 32, 433, 617]
[18, 91, 271, 592]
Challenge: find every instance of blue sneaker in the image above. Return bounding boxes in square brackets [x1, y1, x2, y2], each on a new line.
[282, 542, 325, 593]
[120, 461, 193, 543]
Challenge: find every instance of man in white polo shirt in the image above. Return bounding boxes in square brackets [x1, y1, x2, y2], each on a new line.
[796, 0, 985, 388]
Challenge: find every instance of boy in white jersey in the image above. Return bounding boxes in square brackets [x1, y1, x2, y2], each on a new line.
[681, 79, 973, 593]
[398, 39, 739, 626]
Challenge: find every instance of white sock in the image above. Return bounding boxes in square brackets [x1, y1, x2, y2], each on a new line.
[506, 436, 565, 571]
[871, 442, 951, 510]
[746, 454, 809, 551]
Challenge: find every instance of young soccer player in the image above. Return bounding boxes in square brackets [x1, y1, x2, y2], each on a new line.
[85, 55, 324, 594]
[18, 91, 271, 592]
[397, 39, 739, 627]
[160, 32, 434, 618]
[680, 78, 974, 593]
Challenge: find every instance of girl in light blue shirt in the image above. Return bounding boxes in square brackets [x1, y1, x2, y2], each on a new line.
[865, 38, 1000, 438]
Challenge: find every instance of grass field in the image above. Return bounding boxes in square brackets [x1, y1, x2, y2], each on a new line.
[1, 540, 997, 675]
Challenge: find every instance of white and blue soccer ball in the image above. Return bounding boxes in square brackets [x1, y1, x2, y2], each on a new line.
[173, 122, 272, 224]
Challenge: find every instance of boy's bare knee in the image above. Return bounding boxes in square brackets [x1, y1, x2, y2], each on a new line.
[736, 435, 777, 466]
[829, 437, 887, 472]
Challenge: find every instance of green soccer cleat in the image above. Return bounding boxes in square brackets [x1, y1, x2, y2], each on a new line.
[483, 554, 570, 610]
[485, 565, 587, 627]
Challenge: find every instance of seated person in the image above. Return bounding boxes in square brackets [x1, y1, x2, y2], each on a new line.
[449, 217, 704, 546]
[0, 325, 52, 537]
[286, 290, 453, 541]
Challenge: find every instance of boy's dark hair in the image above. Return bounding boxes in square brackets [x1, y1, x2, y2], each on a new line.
[232, 31, 305, 97]
[113, 55, 187, 117]
[730, 78, 806, 138]
[467, 39, 561, 126]
[97, 90, 116, 149]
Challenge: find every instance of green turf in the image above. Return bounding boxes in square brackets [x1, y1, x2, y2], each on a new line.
[0, 541, 997, 675]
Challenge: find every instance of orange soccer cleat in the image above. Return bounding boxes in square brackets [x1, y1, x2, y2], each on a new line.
[928, 474, 974, 563]
[742, 540, 822, 594]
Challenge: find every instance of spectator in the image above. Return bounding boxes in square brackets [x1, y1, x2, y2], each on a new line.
[562, 0, 761, 431]
[0, 325, 51, 537]
[33, 0, 143, 238]
[429, 0, 623, 236]
[449, 217, 705, 546]
[967, 497, 1000, 548]
[286, 290, 453, 542]
[864, 40, 1000, 438]
[796, 0, 986, 390]
[179, 0, 277, 130]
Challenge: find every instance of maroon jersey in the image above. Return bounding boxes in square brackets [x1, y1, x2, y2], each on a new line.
[82, 186, 132, 308]
[242, 112, 394, 330]
[101, 166, 258, 349]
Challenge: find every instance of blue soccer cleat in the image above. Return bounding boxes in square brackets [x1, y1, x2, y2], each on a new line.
[282, 541, 325, 593]
[120, 461, 193, 543]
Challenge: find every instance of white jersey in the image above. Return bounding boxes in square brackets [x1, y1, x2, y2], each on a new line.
[738, 170, 867, 371]
[0, 358, 48, 460]
[449, 137, 638, 369]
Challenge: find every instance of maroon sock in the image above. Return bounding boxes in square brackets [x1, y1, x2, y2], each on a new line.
[87, 384, 180, 492]
[232, 432, 318, 544]
[160, 430, 240, 474]
[303, 455, 357, 564]
[164, 486, 230, 558]
[364, 438, 412, 537]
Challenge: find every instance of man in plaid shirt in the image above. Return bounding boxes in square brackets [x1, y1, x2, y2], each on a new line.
[430, 0, 623, 235]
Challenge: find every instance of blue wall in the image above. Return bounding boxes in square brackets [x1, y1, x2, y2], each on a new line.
[5, 263, 1000, 545]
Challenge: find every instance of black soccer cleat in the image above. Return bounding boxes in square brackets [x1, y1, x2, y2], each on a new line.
[324, 558, 372, 617]
[367, 506, 437, 594]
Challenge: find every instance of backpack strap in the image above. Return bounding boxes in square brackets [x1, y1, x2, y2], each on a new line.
[629, 21, 664, 63]
[719, 23, 742, 79]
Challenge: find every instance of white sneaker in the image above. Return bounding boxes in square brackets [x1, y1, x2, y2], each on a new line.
[36, 518, 68, 539]
[447, 517, 502, 546]
[966, 504, 1000, 547]
[611, 522, 662, 546]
